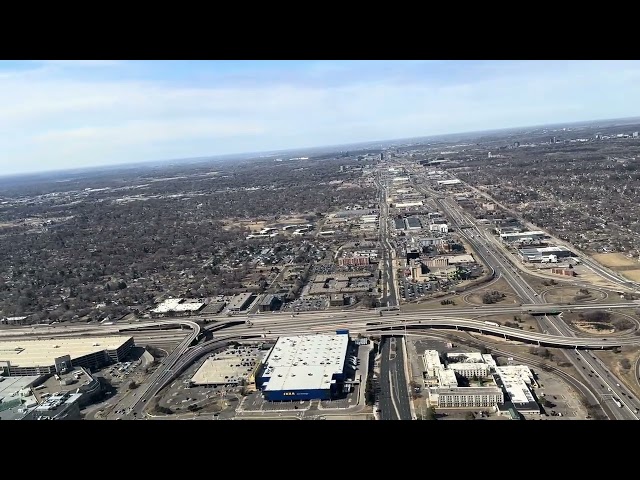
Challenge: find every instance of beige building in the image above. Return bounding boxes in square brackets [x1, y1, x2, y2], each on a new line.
[434, 387, 504, 408]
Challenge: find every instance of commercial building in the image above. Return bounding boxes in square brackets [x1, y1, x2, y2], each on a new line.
[0, 316, 29, 326]
[395, 201, 423, 208]
[0, 336, 134, 376]
[429, 223, 448, 233]
[0, 376, 42, 419]
[436, 179, 462, 185]
[494, 366, 539, 414]
[551, 268, 576, 277]
[257, 332, 350, 401]
[405, 216, 422, 230]
[259, 294, 282, 312]
[338, 256, 370, 267]
[424, 350, 534, 410]
[227, 292, 255, 312]
[151, 298, 205, 315]
[500, 231, 546, 243]
[518, 246, 574, 263]
[28, 391, 83, 420]
[435, 387, 504, 408]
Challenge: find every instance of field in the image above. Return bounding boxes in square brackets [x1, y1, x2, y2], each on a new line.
[619, 270, 640, 282]
[592, 253, 639, 268]
[542, 286, 607, 304]
[560, 310, 638, 335]
[463, 277, 522, 306]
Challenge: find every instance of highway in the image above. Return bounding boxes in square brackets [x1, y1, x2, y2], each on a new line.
[378, 336, 412, 420]
[376, 175, 399, 307]
[423, 171, 639, 420]
[104, 321, 201, 419]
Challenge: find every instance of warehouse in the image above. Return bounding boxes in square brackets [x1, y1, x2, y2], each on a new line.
[227, 292, 255, 312]
[500, 231, 546, 243]
[257, 332, 350, 401]
[0, 336, 134, 376]
[405, 216, 422, 230]
[518, 246, 574, 263]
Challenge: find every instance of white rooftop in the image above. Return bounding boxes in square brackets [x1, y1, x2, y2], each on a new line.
[262, 334, 349, 392]
[500, 230, 545, 238]
[423, 350, 442, 373]
[447, 352, 485, 363]
[0, 336, 132, 368]
[0, 375, 42, 399]
[152, 298, 204, 313]
[437, 369, 458, 388]
[495, 366, 536, 404]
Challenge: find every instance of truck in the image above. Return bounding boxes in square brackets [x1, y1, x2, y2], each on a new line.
[483, 321, 499, 327]
[614, 399, 623, 408]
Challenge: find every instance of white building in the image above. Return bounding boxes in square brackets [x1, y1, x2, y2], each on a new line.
[494, 366, 539, 414]
[395, 201, 423, 208]
[448, 363, 489, 378]
[434, 387, 504, 408]
[436, 179, 461, 185]
[429, 223, 449, 233]
[437, 369, 459, 388]
[152, 298, 205, 314]
[423, 350, 443, 377]
[258, 333, 350, 401]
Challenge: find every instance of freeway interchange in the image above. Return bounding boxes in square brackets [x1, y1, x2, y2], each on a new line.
[9, 167, 640, 420]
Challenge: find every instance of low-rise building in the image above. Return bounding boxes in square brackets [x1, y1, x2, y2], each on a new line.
[228, 292, 255, 312]
[0, 336, 133, 377]
[494, 366, 539, 414]
[259, 294, 282, 312]
[434, 387, 504, 408]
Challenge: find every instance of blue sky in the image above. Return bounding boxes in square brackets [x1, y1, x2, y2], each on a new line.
[1, 60, 640, 175]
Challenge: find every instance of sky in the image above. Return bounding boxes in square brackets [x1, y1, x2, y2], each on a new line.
[2, 59, 640, 175]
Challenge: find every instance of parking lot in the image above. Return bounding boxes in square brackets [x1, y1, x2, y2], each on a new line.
[400, 280, 433, 301]
[526, 370, 588, 419]
[281, 296, 329, 312]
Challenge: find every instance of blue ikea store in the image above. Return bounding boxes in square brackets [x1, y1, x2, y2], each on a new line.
[257, 331, 350, 402]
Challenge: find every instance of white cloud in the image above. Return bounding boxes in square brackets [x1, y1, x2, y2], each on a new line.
[35, 60, 124, 67]
[1, 60, 640, 175]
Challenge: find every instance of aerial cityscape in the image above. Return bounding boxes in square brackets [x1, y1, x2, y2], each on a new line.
[1, 60, 640, 420]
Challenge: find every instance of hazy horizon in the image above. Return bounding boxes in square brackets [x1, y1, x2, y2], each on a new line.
[2, 60, 640, 176]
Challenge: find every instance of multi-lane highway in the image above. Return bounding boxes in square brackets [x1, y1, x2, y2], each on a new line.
[376, 176, 399, 307]
[422, 172, 639, 419]
[378, 336, 412, 420]
[104, 322, 201, 419]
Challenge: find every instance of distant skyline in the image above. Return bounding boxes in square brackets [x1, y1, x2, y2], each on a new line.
[1, 60, 640, 176]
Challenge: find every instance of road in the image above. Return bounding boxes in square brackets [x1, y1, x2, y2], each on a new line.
[104, 322, 201, 419]
[378, 336, 412, 420]
[457, 176, 640, 292]
[376, 175, 399, 307]
[422, 170, 639, 420]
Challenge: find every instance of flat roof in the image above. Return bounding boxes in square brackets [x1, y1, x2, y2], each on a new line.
[423, 350, 442, 369]
[437, 369, 458, 387]
[0, 336, 132, 368]
[436, 386, 502, 395]
[228, 292, 254, 309]
[447, 352, 485, 363]
[495, 367, 536, 405]
[500, 230, 545, 238]
[262, 334, 349, 392]
[152, 298, 204, 313]
[0, 375, 42, 398]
